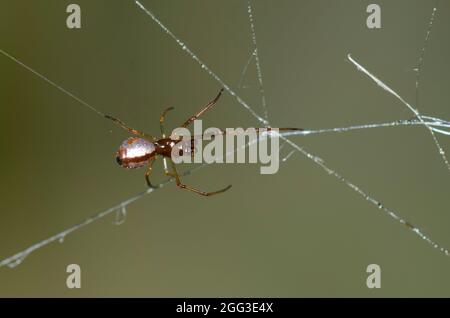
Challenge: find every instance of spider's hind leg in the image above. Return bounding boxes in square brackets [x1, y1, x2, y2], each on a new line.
[145, 157, 159, 189]
[105, 114, 154, 140]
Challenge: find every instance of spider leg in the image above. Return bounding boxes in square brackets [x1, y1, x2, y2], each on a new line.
[168, 159, 231, 196]
[145, 157, 159, 188]
[105, 114, 154, 140]
[159, 106, 175, 137]
[162, 157, 175, 177]
[181, 88, 224, 128]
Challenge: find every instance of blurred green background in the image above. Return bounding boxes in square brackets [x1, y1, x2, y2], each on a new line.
[0, 0, 449, 297]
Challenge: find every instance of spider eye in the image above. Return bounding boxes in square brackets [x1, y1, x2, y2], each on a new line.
[116, 156, 123, 166]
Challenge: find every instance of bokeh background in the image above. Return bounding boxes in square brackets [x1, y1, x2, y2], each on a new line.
[0, 0, 449, 297]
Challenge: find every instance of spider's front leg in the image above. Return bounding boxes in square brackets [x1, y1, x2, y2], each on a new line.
[181, 88, 224, 128]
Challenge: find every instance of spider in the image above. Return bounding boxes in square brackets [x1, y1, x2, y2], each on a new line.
[105, 89, 302, 196]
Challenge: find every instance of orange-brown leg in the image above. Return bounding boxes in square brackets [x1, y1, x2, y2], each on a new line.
[168, 159, 231, 196]
[159, 106, 175, 137]
[105, 114, 154, 140]
[145, 157, 158, 188]
[181, 88, 224, 128]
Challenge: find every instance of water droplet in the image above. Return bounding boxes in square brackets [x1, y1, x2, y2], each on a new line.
[114, 206, 127, 225]
[6, 253, 29, 268]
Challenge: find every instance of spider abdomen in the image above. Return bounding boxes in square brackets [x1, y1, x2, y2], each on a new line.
[115, 137, 156, 169]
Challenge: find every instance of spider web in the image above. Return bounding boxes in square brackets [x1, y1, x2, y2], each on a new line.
[1, 0, 450, 268]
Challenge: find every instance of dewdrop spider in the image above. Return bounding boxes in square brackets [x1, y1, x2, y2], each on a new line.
[105, 89, 302, 196]
[105, 89, 230, 196]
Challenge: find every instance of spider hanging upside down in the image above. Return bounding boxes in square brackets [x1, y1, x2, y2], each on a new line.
[105, 89, 302, 196]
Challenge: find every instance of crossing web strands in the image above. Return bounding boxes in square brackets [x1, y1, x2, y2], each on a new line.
[1, 1, 450, 268]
